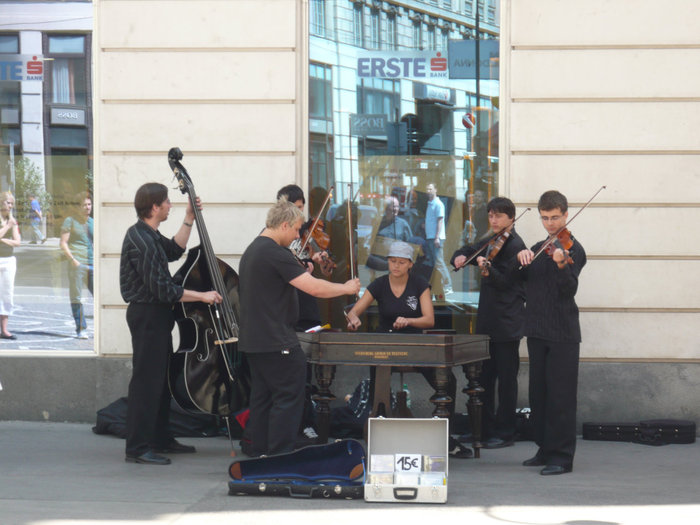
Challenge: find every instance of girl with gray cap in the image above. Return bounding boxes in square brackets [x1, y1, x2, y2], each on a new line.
[346, 241, 431, 333]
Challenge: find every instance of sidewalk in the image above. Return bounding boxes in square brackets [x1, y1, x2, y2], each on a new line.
[1, 421, 698, 525]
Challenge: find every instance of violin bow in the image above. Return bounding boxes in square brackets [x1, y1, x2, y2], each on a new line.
[298, 185, 334, 256]
[346, 183, 356, 282]
[453, 207, 531, 272]
[525, 185, 607, 267]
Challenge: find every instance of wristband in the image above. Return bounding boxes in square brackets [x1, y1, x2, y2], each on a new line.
[183, 221, 193, 227]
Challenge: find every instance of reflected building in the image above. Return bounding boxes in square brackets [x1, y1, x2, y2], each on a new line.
[0, 1, 93, 236]
[309, 0, 500, 312]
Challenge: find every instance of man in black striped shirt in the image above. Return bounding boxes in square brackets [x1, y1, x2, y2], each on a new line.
[120, 182, 222, 465]
[517, 190, 587, 476]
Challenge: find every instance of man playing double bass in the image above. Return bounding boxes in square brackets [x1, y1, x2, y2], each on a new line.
[120, 183, 222, 465]
[238, 197, 360, 457]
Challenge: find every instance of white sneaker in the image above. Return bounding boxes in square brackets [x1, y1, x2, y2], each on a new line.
[77, 331, 88, 339]
[303, 426, 318, 439]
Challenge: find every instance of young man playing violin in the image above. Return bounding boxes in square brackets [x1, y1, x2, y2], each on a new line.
[517, 190, 586, 476]
[450, 197, 526, 449]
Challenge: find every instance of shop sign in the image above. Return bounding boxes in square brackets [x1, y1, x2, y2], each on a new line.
[350, 113, 388, 137]
[0, 55, 44, 81]
[447, 40, 499, 80]
[357, 51, 448, 79]
[51, 107, 86, 126]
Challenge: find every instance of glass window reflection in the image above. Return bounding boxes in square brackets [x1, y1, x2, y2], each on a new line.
[0, 27, 93, 350]
[309, 0, 500, 333]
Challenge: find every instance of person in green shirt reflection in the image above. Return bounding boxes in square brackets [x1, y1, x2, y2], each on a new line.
[59, 192, 94, 339]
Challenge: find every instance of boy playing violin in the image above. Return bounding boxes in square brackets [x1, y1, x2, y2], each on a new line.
[450, 197, 526, 449]
[517, 190, 587, 476]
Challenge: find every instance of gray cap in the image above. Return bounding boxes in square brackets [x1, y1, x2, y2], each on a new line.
[387, 241, 414, 261]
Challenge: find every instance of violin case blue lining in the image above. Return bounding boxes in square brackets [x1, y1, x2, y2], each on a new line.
[228, 439, 365, 498]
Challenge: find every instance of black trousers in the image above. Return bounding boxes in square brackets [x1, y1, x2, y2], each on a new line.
[481, 340, 520, 439]
[125, 303, 175, 456]
[527, 337, 580, 467]
[245, 345, 306, 456]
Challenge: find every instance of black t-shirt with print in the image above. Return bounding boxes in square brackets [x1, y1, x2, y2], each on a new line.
[366, 272, 430, 334]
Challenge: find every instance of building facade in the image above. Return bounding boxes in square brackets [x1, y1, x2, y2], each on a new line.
[1, 0, 699, 428]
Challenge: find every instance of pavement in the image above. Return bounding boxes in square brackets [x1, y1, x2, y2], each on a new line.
[1, 421, 699, 525]
[0, 238, 94, 352]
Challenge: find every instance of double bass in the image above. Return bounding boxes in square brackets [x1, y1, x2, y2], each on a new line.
[167, 148, 249, 429]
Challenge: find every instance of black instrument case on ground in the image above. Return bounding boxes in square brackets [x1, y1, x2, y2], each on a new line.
[582, 419, 696, 446]
[228, 439, 365, 498]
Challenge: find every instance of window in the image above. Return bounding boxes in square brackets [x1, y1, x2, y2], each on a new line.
[309, 63, 332, 120]
[48, 35, 88, 105]
[310, 0, 326, 36]
[353, 3, 364, 47]
[0, 34, 19, 53]
[464, 0, 474, 16]
[439, 28, 449, 51]
[370, 9, 380, 49]
[357, 77, 400, 117]
[387, 14, 397, 50]
[309, 0, 502, 328]
[0, 35, 21, 164]
[427, 24, 436, 50]
[487, 0, 497, 23]
[413, 20, 422, 49]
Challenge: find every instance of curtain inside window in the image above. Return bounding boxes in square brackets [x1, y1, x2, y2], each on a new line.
[52, 59, 75, 104]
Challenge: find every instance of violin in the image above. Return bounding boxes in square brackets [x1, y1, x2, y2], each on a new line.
[453, 207, 531, 272]
[480, 230, 511, 276]
[292, 186, 336, 276]
[520, 186, 606, 269]
[544, 228, 574, 266]
[299, 216, 336, 276]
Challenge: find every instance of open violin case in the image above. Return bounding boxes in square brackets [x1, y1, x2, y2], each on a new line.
[228, 439, 366, 499]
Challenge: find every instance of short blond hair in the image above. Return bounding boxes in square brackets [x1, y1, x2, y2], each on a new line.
[266, 196, 304, 229]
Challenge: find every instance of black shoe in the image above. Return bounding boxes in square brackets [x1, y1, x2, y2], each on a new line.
[240, 439, 263, 458]
[522, 455, 547, 467]
[0, 333, 17, 340]
[483, 437, 515, 449]
[153, 440, 196, 454]
[125, 450, 171, 465]
[449, 440, 473, 459]
[540, 464, 572, 476]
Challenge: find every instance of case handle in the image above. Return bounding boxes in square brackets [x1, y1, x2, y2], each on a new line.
[393, 487, 418, 500]
[287, 485, 318, 498]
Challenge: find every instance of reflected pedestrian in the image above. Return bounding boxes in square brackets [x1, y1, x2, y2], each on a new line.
[0, 192, 21, 339]
[28, 193, 46, 244]
[59, 192, 94, 339]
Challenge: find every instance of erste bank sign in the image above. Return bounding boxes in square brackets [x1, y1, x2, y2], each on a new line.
[357, 51, 447, 79]
[0, 55, 44, 81]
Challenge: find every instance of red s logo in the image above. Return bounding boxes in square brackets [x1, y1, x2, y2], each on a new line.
[430, 52, 447, 72]
[27, 56, 43, 75]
